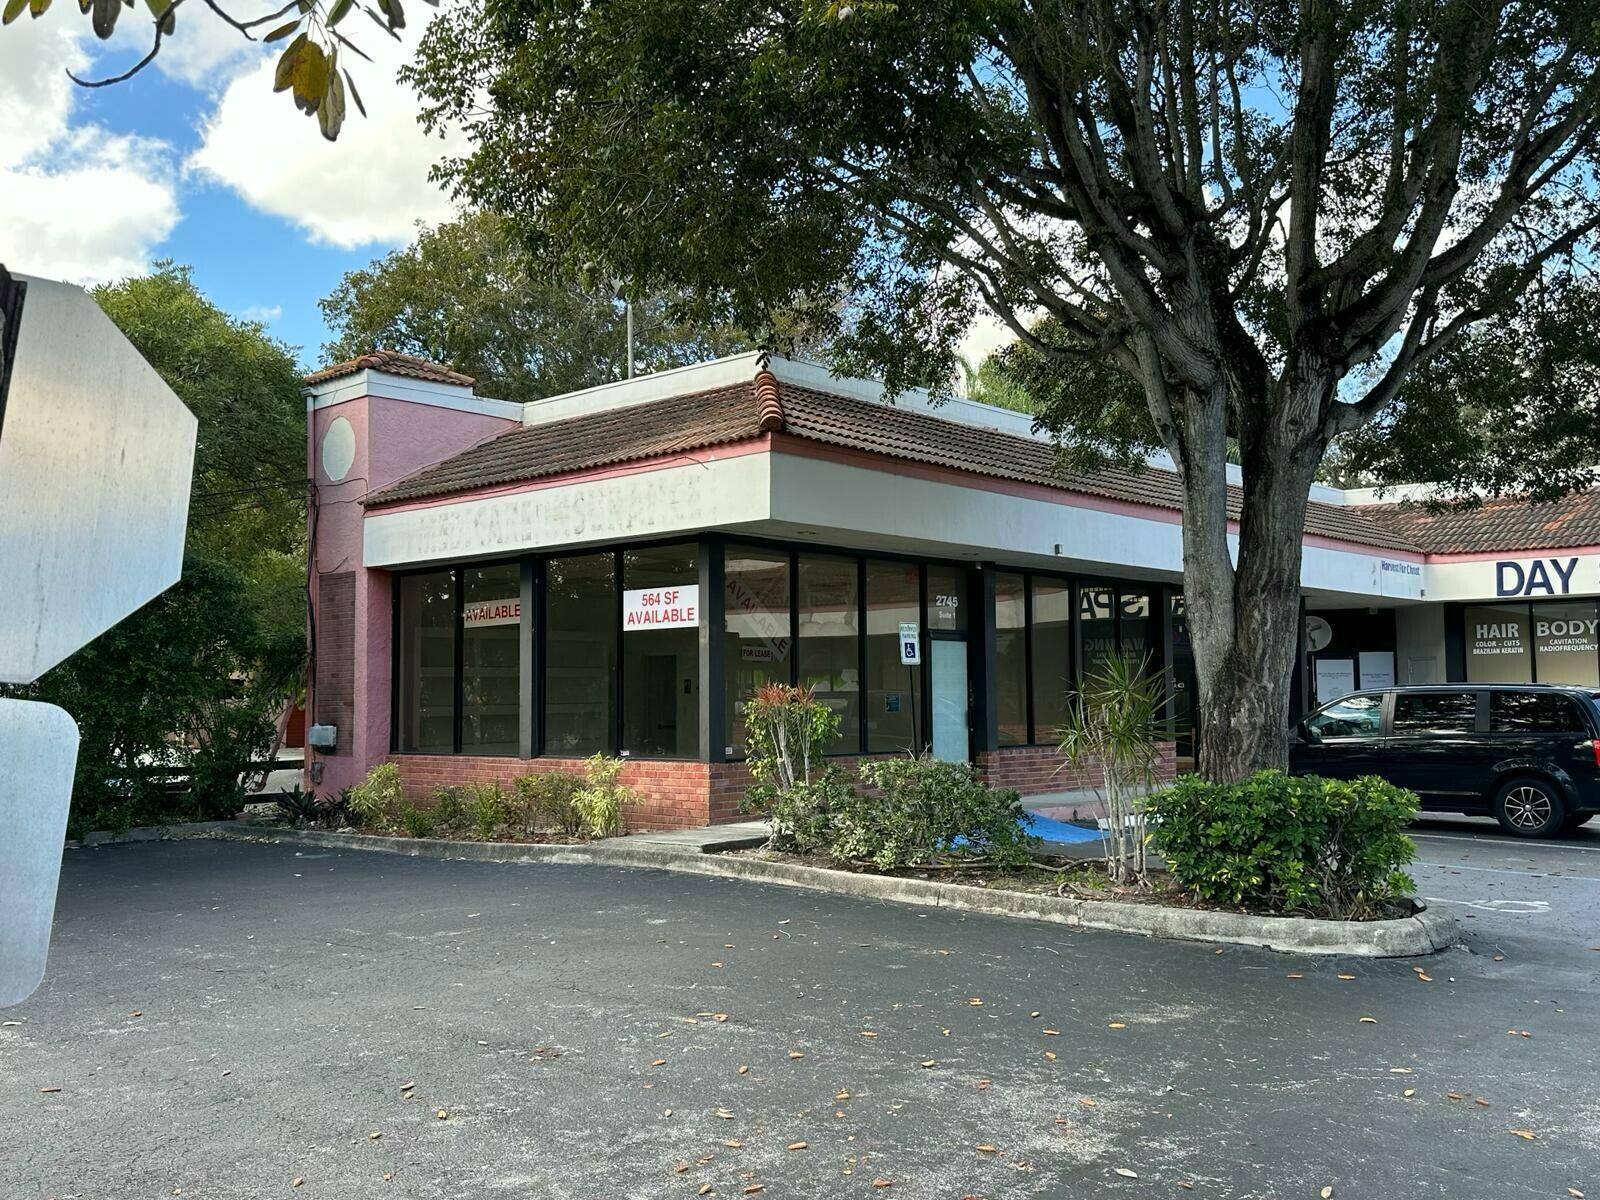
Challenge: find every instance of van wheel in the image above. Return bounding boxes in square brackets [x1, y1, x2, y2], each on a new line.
[1492, 777, 1566, 838]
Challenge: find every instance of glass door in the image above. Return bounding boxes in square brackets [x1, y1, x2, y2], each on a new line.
[930, 638, 969, 762]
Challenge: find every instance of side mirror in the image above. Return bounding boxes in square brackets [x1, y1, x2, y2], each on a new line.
[1297, 721, 1321, 744]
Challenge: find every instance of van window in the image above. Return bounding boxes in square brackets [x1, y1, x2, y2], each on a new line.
[1489, 691, 1586, 734]
[1305, 693, 1382, 739]
[1392, 692, 1478, 736]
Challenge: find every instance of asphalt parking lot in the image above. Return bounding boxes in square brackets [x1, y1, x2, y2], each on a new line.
[4, 828, 1597, 1200]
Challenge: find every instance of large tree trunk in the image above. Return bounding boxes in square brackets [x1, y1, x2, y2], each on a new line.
[1175, 376, 1328, 782]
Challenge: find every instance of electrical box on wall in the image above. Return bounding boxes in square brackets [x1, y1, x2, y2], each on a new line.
[307, 724, 338, 750]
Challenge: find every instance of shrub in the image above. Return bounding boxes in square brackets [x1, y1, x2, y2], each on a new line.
[466, 781, 509, 840]
[575, 754, 631, 837]
[313, 790, 352, 830]
[512, 772, 585, 836]
[765, 766, 855, 855]
[347, 763, 405, 828]
[836, 756, 1038, 871]
[429, 786, 469, 833]
[274, 784, 320, 826]
[1146, 771, 1419, 919]
[397, 801, 440, 839]
[742, 684, 840, 800]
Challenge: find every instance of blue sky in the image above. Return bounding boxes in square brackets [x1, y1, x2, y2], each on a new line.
[0, 4, 460, 369]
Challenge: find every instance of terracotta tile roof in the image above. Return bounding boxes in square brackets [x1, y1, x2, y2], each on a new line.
[305, 350, 475, 388]
[360, 371, 1419, 552]
[1361, 491, 1600, 554]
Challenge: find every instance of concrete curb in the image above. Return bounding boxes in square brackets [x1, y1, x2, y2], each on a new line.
[108, 822, 1460, 958]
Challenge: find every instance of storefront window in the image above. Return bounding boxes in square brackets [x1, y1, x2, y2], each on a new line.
[545, 553, 616, 755]
[866, 560, 923, 753]
[798, 554, 860, 753]
[1119, 589, 1155, 668]
[622, 543, 700, 758]
[1464, 604, 1533, 683]
[724, 546, 792, 754]
[1532, 600, 1600, 687]
[1078, 583, 1117, 681]
[1031, 579, 1072, 741]
[994, 573, 1028, 746]
[396, 571, 455, 753]
[461, 564, 521, 754]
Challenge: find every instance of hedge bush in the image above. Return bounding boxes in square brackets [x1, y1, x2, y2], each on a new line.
[759, 754, 1036, 871]
[1146, 771, 1418, 919]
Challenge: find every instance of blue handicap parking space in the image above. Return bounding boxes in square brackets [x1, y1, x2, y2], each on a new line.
[1021, 809, 1103, 844]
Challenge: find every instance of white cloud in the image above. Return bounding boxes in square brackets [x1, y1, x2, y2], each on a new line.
[188, 18, 462, 248]
[958, 310, 1018, 368]
[100, 2, 273, 92]
[0, 10, 179, 283]
[239, 302, 283, 323]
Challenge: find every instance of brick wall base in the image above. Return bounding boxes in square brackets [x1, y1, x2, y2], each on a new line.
[387, 742, 1179, 833]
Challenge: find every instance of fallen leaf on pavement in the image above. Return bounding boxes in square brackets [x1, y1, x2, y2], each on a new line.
[698, 1186, 712, 1196]
[1044, 1051, 1058, 1061]
[651, 1059, 667, 1067]
[1078, 1098, 1097, 1107]
[738, 1065, 749, 1075]
[968, 998, 984, 1006]
[1474, 1098, 1490, 1108]
[1320, 1188, 1333, 1199]
[436, 1109, 449, 1120]
[743, 1186, 763, 1195]
[39, 1087, 61, 1094]
[1177, 1182, 1194, 1191]
[1286, 973, 1303, 980]
[1568, 1189, 1584, 1198]
[1042, 1029, 1060, 1036]
[919, 1060, 938, 1068]
[713, 1014, 729, 1023]
[860, 1031, 878, 1038]
[788, 1141, 808, 1151]
[674, 1163, 689, 1174]
[1108, 1022, 1127, 1029]
[723, 1138, 744, 1148]
[1403, 1089, 1415, 1098]
[789, 1051, 805, 1060]
[1030, 1011, 1041, 1018]
[1115, 1168, 1138, 1178]
[977, 1144, 998, 1154]
[715, 1108, 735, 1119]
[975, 1080, 991, 1090]
[871, 1179, 893, 1188]
[1509, 1129, 1538, 1141]
[1359, 1017, 1378, 1024]
[1337, 974, 1355, 981]
[836, 1089, 851, 1100]
[292, 1179, 305, 1189]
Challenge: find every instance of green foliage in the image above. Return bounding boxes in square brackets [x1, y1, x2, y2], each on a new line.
[20, 554, 298, 837]
[397, 801, 441, 839]
[429, 786, 469, 832]
[274, 785, 320, 826]
[575, 754, 631, 838]
[347, 763, 405, 828]
[1147, 772, 1419, 920]
[761, 767, 856, 856]
[1057, 653, 1169, 886]
[840, 757, 1037, 872]
[319, 212, 759, 404]
[511, 772, 586, 837]
[467, 781, 510, 840]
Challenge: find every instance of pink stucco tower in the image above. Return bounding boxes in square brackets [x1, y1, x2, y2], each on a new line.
[302, 352, 520, 797]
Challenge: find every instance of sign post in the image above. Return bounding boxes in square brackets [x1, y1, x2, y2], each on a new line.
[0, 267, 197, 1007]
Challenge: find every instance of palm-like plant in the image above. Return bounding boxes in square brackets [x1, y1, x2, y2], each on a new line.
[1057, 653, 1167, 887]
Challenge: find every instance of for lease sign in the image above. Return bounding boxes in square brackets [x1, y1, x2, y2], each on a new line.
[623, 585, 700, 630]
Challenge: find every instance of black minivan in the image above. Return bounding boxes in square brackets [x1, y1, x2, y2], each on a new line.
[1289, 685, 1600, 838]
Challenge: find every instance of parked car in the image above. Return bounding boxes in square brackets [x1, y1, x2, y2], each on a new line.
[1289, 684, 1600, 838]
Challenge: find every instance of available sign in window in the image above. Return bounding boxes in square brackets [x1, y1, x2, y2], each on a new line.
[623, 585, 700, 630]
[463, 597, 521, 627]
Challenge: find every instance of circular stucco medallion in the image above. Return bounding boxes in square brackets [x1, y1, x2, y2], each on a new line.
[321, 416, 356, 482]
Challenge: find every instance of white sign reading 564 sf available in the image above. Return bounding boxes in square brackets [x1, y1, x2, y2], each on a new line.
[623, 585, 700, 630]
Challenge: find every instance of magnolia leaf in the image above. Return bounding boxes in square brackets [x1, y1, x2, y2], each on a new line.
[264, 19, 299, 41]
[3, 0, 29, 24]
[89, 0, 119, 37]
[328, 0, 352, 24]
[317, 61, 345, 139]
[274, 33, 309, 92]
[31, 0, 51, 15]
[382, 0, 404, 29]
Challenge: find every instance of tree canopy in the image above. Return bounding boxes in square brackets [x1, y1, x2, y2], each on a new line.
[319, 212, 757, 402]
[407, 0, 1600, 778]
